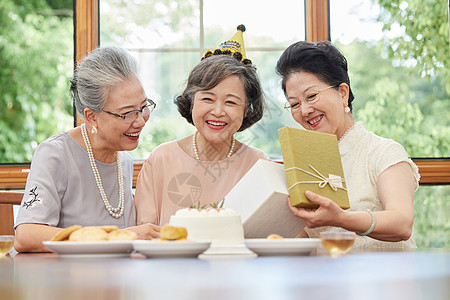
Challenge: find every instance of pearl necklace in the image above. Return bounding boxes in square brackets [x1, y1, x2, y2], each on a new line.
[192, 131, 235, 161]
[81, 123, 124, 218]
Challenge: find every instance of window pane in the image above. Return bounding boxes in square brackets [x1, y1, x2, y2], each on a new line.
[235, 51, 302, 156]
[203, 0, 304, 48]
[100, 0, 305, 159]
[330, 0, 450, 158]
[413, 185, 450, 248]
[330, 1, 383, 43]
[132, 51, 201, 159]
[0, 1, 73, 163]
[100, 0, 200, 48]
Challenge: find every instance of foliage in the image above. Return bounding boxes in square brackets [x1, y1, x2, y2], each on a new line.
[413, 185, 450, 248]
[0, 0, 73, 162]
[375, 0, 450, 92]
[337, 41, 450, 158]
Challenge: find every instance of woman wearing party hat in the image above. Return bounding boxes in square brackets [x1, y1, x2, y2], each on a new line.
[135, 25, 269, 228]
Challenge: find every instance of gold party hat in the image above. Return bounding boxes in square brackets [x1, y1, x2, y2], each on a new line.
[201, 24, 253, 66]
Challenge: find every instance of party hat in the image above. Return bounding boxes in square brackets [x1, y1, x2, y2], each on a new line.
[201, 24, 253, 66]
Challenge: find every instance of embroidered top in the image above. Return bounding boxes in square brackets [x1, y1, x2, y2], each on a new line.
[135, 140, 269, 226]
[305, 122, 420, 248]
[15, 131, 136, 229]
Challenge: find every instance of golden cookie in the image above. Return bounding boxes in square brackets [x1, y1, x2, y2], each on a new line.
[97, 225, 119, 233]
[108, 229, 137, 241]
[160, 225, 187, 241]
[50, 225, 83, 241]
[68, 226, 109, 241]
[267, 234, 284, 239]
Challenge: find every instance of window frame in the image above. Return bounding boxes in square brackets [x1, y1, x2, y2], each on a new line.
[0, 0, 448, 189]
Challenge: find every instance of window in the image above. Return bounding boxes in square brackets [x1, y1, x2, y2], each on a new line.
[330, 0, 449, 159]
[100, 0, 305, 158]
[0, 0, 73, 163]
[330, 0, 449, 248]
[1, 0, 448, 247]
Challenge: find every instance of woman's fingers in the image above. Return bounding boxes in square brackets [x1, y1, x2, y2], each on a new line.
[305, 190, 330, 206]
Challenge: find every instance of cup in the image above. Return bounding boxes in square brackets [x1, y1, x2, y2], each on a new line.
[0, 235, 14, 256]
[320, 231, 355, 258]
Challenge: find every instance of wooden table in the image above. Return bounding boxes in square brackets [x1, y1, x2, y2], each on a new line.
[1, 249, 449, 300]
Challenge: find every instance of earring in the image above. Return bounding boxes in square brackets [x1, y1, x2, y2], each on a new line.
[91, 126, 97, 134]
[344, 106, 350, 113]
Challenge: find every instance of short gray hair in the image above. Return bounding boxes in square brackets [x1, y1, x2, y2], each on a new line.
[70, 46, 139, 118]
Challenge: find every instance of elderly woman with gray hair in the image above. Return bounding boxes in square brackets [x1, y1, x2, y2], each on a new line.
[14, 46, 159, 252]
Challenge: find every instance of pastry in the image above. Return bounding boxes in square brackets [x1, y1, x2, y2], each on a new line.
[108, 229, 138, 241]
[68, 226, 109, 241]
[160, 224, 188, 241]
[50, 225, 82, 241]
[267, 234, 284, 239]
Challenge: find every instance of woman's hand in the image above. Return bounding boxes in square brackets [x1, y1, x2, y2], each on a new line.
[126, 223, 160, 240]
[288, 191, 345, 228]
[288, 162, 415, 242]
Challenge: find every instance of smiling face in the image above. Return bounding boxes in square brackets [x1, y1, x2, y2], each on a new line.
[92, 76, 149, 154]
[191, 74, 246, 148]
[285, 71, 353, 139]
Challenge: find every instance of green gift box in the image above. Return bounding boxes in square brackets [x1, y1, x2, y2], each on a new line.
[278, 127, 350, 209]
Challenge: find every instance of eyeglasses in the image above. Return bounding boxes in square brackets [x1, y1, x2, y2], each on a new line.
[283, 85, 335, 112]
[102, 99, 156, 124]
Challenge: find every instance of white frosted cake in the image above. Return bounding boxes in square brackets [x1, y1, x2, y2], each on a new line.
[169, 208, 245, 246]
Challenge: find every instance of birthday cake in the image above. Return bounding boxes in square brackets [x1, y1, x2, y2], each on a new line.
[169, 208, 245, 246]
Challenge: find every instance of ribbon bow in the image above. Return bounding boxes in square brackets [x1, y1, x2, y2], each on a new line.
[285, 164, 347, 191]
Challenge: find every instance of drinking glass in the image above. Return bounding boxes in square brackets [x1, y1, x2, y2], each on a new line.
[320, 232, 355, 258]
[0, 235, 14, 256]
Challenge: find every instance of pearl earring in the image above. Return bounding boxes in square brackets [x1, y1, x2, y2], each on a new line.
[91, 126, 97, 134]
[344, 106, 350, 113]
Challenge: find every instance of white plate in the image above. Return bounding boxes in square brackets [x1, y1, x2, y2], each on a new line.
[43, 241, 134, 258]
[245, 238, 320, 256]
[133, 240, 211, 258]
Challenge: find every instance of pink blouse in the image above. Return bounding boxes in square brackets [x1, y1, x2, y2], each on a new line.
[135, 140, 269, 225]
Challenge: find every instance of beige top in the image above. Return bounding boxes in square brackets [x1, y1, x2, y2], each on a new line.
[135, 140, 269, 226]
[305, 122, 420, 248]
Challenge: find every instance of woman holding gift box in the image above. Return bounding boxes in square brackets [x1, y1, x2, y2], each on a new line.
[277, 41, 420, 248]
[135, 25, 269, 229]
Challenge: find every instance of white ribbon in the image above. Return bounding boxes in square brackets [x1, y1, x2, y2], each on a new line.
[285, 164, 347, 191]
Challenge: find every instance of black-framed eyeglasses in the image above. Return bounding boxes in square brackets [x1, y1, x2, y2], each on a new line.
[283, 85, 335, 113]
[102, 99, 156, 124]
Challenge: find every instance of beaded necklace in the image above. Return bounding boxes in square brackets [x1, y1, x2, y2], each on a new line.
[81, 123, 124, 218]
[192, 131, 235, 161]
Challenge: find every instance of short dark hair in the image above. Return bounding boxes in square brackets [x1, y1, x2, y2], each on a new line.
[174, 55, 265, 132]
[276, 41, 354, 111]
